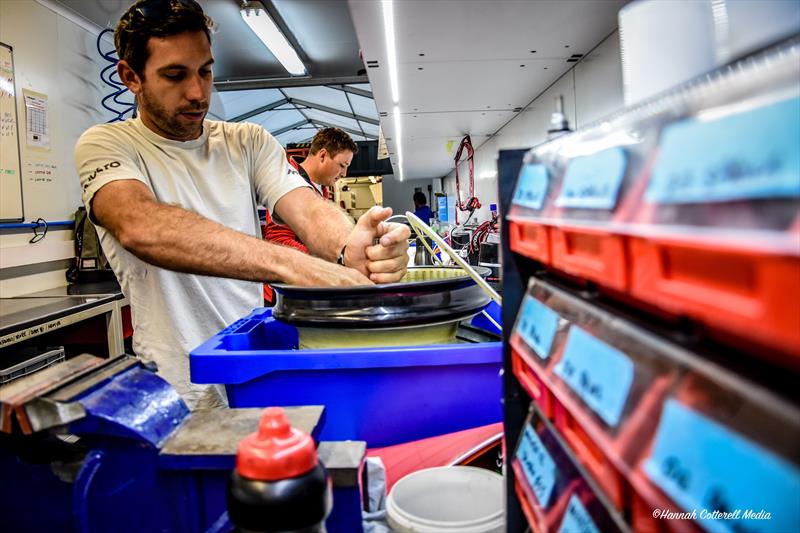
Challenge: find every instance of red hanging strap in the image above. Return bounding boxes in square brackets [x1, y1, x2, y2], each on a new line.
[453, 135, 480, 224]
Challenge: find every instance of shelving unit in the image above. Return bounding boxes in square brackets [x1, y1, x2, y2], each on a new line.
[501, 38, 800, 533]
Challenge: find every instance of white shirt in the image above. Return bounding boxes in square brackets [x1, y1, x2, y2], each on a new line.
[74, 117, 308, 407]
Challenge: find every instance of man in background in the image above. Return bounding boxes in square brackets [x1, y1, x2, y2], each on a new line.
[263, 127, 357, 254]
[413, 191, 433, 225]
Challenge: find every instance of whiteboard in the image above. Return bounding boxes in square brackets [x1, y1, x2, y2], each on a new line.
[0, 42, 24, 221]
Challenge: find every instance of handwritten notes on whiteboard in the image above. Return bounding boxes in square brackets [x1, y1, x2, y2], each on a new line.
[0, 42, 23, 220]
[25, 161, 56, 184]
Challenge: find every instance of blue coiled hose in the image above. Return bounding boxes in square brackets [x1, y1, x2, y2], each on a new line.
[96, 28, 135, 123]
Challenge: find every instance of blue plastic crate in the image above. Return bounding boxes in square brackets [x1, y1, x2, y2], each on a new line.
[470, 300, 502, 335]
[190, 308, 502, 447]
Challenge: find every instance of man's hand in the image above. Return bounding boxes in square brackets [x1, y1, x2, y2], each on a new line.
[344, 206, 410, 283]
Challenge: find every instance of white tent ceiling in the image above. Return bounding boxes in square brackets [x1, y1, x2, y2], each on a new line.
[210, 83, 379, 145]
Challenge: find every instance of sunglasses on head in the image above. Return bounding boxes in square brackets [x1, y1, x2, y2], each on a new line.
[129, 0, 204, 23]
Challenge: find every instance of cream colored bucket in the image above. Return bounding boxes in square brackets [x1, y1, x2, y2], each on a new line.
[386, 466, 505, 533]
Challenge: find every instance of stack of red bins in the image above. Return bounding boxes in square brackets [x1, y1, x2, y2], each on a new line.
[510, 278, 800, 533]
[508, 46, 800, 367]
[512, 406, 626, 533]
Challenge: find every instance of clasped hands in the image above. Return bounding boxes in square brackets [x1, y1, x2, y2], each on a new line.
[343, 206, 410, 284]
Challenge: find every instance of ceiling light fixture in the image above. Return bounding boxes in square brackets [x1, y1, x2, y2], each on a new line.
[382, 0, 399, 104]
[240, 1, 306, 76]
[393, 105, 404, 181]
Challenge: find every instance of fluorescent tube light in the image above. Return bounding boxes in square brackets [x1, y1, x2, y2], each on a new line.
[382, 0, 399, 104]
[241, 2, 306, 76]
[393, 105, 403, 181]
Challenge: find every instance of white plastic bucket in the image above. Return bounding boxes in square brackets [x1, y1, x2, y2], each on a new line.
[386, 466, 505, 533]
[619, 0, 716, 106]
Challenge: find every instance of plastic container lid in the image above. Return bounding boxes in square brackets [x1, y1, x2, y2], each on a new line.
[235, 407, 317, 481]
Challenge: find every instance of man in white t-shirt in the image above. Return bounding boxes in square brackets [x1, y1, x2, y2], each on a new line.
[74, 0, 409, 408]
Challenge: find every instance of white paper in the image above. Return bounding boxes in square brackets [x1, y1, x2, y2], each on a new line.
[24, 91, 49, 149]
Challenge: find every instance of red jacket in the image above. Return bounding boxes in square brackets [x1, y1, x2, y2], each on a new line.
[262, 157, 323, 303]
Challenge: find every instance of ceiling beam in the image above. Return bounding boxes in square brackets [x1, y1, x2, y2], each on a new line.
[279, 88, 314, 134]
[291, 98, 379, 126]
[230, 98, 289, 123]
[271, 119, 311, 137]
[325, 84, 373, 99]
[214, 75, 369, 92]
[311, 119, 377, 140]
[342, 90, 366, 138]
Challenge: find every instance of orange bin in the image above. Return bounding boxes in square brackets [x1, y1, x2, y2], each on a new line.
[511, 409, 583, 533]
[550, 226, 628, 292]
[511, 345, 554, 419]
[512, 461, 577, 533]
[512, 280, 682, 514]
[629, 236, 800, 362]
[509, 219, 552, 264]
[512, 406, 627, 533]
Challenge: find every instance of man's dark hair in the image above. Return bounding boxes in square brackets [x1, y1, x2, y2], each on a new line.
[309, 127, 358, 157]
[115, 0, 214, 77]
[413, 192, 427, 206]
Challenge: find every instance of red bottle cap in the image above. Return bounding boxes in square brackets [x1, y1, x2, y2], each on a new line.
[235, 407, 318, 481]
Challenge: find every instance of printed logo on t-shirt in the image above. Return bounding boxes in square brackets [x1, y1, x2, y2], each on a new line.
[85, 161, 121, 188]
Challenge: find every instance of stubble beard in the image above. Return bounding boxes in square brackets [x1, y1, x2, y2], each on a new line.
[138, 86, 205, 140]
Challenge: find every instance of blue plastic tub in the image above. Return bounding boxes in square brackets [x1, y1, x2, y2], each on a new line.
[470, 300, 502, 335]
[190, 309, 502, 447]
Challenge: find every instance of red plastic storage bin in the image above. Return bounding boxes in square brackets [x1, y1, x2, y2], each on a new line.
[515, 476, 545, 533]
[628, 480, 703, 533]
[631, 360, 800, 532]
[629, 236, 800, 362]
[509, 219, 551, 264]
[550, 226, 628, 291]
[508, 46, 800, 365]
[512, 407, 589, 533]
[511, 348, 554, 419]
[512, 420, 578, 532]
[513, 279, 681, 512]
[552, 485, 627, 533]
[551, 397, 628, 510]
[513, 405, 627, 533]
[510, 281, 574, 418]
[518, 278, 800, 532]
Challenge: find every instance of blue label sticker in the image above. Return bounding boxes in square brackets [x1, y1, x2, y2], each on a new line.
[644, 399, 800, 533]
[516, 295, 560, 360]
[512, 164, 549, 210]
[646, 96, 800, 204]
[558, 494, 601, 533]
[554, 327, 634, 428]
[555, 147, 628, 209]
[517, 424, 558, 508]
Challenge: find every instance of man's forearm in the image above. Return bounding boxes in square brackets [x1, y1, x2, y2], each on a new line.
[114, 199, 312, 284]
[278, 189, 354, 261]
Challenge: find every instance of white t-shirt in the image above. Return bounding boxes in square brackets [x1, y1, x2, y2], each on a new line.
[74, 117, 308, 407]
